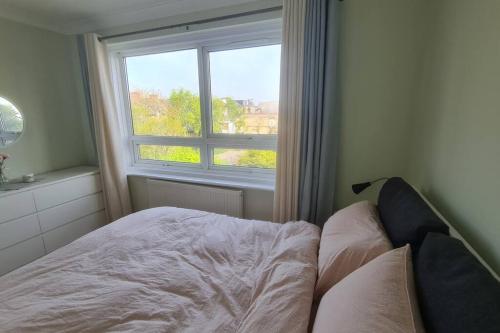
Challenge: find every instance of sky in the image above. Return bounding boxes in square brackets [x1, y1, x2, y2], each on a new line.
[126, 44, 281, 104]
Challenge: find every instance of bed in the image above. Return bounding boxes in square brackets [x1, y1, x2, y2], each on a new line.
[0, 207, 320, 333]
[1, 178, 499, 333]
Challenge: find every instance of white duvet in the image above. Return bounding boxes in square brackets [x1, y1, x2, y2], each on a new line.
[0, 207, 320, 333]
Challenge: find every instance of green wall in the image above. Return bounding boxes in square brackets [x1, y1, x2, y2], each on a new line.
[335, 0, 500, 273]
[408, 0, 500, 273]
[0, 17, 95, 179]
[334, 0, 426, 208]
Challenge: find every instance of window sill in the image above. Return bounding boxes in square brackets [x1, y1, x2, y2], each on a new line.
[127, 167, 275, 191]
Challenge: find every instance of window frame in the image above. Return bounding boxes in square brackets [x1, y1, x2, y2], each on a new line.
[109, 19, 282, 189]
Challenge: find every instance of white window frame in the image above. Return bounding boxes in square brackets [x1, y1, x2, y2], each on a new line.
[109, 19, 282, 189]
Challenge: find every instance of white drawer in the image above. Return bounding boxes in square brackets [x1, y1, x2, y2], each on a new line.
[0, 191, 36, 224]
[33, 174, 102, 211]
[0, 236, 45, 276]
[38, 192, 104, 232]
[0, 214, 41, 250]
[43, 210, 107, 253]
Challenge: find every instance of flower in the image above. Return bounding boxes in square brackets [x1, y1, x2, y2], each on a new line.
[0, 153, 9, 163]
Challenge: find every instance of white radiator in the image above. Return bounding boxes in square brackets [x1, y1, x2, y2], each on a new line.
[147, 179, 243, 218]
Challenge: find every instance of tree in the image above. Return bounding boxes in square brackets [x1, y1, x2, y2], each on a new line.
[130, 91, 186, 137]
[130, 88, 276, 168]
[169, 89, 201, 136]
[211, 97, 245, 133]
[238, 150, 276, 169]
[139, 145, 200, 164]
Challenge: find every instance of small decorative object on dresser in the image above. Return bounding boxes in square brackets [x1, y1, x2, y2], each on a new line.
[0, 153, 9, 185]
[22, 173, 35, 183]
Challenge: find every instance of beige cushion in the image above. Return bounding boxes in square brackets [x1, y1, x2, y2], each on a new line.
[312, 245, 424, 333]
[315, 201, 392, 298]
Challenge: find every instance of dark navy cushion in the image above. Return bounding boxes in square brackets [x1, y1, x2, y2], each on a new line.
[415, 233, 500, 333]
[377, 177, 449, 249]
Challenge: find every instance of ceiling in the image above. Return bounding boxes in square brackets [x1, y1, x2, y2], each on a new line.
[0, 0, 262, 34]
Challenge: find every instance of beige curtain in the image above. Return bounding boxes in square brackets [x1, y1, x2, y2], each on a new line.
[84, 33, 132, 221]
[273, 0, 306, 223]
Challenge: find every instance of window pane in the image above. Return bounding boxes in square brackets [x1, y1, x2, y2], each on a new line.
[139, 145, 200, 164]
[209, 45, 281, 135]
[213, 148, 276, 169]
[126, 49, 201, 137]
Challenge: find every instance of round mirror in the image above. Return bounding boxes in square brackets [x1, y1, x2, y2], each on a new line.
[0, 97, 24, 147]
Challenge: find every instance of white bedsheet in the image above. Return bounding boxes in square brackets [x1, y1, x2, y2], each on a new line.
[0, 207, 320, 333]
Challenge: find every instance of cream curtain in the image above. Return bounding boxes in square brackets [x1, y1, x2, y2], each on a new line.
[273, 0, 306, 222]
[84, 33, 132, 221]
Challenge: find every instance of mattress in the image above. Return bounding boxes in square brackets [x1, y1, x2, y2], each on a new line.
[0, 207, 320, 333]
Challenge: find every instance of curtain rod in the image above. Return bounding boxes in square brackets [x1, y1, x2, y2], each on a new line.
[98, 5, 283, 42]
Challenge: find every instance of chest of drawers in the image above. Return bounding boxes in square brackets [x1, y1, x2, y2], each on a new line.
[0, 166, 107, 276]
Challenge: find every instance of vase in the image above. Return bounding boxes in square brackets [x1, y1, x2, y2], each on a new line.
[0, 169, 7, 185]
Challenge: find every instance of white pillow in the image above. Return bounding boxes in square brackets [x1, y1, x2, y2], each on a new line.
[313, 245, 424, 333]
[315, 201, 392, 298]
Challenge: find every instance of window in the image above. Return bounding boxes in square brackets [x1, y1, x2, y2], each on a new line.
[126, 49, 201, 139]
[209, 45, 280, 136]
[213, 148, 277, 169]
[112, 21, 281, 187]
